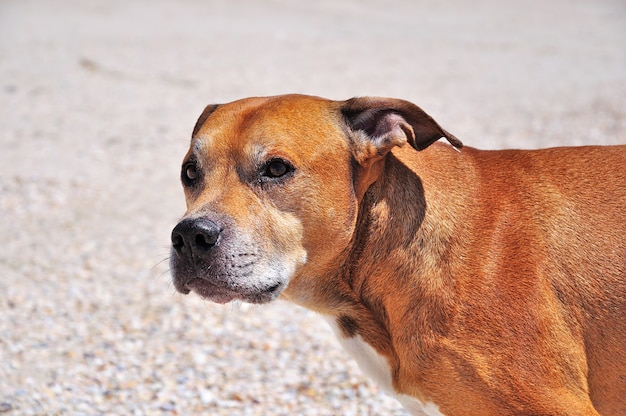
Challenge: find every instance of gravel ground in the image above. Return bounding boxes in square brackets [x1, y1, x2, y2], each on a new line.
[1, 0, 624, 414]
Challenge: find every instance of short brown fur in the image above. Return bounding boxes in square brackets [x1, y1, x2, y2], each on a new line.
[171, 94, 625, 415]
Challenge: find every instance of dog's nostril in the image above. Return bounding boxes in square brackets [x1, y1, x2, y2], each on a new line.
[195, 231, 218, 249]
[172, 233, 184, 250]
[171, 230, 187, 255]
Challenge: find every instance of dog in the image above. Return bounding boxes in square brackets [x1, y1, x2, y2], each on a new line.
[170, 94, 625, 415]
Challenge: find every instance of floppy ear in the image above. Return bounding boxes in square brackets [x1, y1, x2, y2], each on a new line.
[192, 104, 220, 137]
[341, 97, 462, 164]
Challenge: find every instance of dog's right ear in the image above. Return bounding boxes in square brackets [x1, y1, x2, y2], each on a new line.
[192, 104, 220, 137]
[341, 97, 462, 166]
[341, 97, 462, 198]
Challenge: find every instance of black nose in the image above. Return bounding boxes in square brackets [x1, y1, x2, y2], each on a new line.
[171, 218, 222, 258]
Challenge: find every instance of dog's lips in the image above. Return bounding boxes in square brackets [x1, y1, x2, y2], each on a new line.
[180, 277, 285, 305]
[184, 278, 239, 304]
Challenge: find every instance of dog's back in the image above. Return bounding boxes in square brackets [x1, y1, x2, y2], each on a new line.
[437, 144, 626, 414]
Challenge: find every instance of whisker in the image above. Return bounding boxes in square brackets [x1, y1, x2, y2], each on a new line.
[152, 257, 171, 269]
[158, 268, 172, 281]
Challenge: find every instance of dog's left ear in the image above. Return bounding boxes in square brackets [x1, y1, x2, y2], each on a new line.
[341, 97, 462, 164]
[192, 104, 220, 137]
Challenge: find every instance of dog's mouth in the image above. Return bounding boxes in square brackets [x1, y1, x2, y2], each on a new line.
[184, 278, 239, 304]
[182, 278, 284, 305]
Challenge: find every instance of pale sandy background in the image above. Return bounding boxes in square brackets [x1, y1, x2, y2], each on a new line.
[1, 0, 625, 414]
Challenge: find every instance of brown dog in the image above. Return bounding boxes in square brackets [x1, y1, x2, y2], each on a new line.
[170, 94, 625, 415]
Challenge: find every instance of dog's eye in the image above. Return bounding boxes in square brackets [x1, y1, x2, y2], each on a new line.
[182, 162, 199, 185]
[262, 159, 293, 180]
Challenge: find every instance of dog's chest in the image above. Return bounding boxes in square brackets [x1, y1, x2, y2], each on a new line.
[324, 317, 443, 416]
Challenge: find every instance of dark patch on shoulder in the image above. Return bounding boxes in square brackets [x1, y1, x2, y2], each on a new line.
[192, 104, 220, 137]
[337, 315, 359, 338]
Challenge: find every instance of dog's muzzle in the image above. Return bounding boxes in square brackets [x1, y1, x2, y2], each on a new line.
[170, 217, 287, 304]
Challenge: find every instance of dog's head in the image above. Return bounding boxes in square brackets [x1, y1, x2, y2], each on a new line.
[170, 94, 460, 304]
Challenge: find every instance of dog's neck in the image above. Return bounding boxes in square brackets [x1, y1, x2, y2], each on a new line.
[347, 153, 459, 331]
[286, 150, 463, 377]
